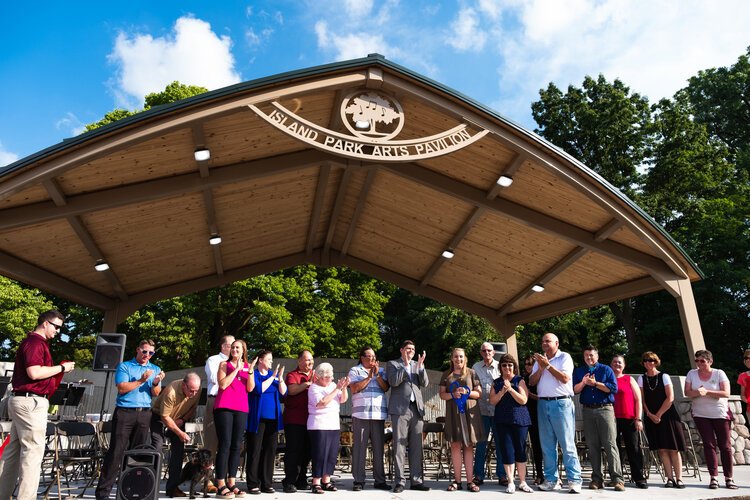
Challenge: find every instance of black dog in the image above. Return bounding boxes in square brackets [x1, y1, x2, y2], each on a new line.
[178, 448, 213, 498]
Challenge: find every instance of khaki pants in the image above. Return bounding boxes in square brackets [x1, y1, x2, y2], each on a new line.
[0, 395, 50, 500]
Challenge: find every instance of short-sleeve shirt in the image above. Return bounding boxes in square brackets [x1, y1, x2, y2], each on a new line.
[152, 379, 198, 419]
[531, 350, 574, 398]
[115, 358, 162, 408]
[348, 364, 388, 420]
[11, 333, 56, 395]
[737, 372, 750, 403]
[472, 359, 501, 417]
[307, 382, 344, 430]
[284, 369, 312, 425]
[686, 368, 730, 419]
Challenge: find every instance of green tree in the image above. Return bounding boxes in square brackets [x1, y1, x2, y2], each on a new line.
[0, 277, 54, 359]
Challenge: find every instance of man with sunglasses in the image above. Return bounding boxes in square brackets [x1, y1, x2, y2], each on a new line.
[96, 339, 165, 500]
[0, 309, 74, 500]
[151, 372, 202, 497]
[470, 342, 508, 487]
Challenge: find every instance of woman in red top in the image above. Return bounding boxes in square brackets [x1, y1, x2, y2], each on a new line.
[737, 349, 750, 431]
[610, 355, 648, 489]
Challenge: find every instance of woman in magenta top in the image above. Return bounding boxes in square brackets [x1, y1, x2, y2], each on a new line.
[737, 349, 750, 428]
[214, 340, 256, 498]
[610, 355, 647, 488]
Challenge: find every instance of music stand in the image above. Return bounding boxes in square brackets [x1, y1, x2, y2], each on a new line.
[49, 383, 85, 419]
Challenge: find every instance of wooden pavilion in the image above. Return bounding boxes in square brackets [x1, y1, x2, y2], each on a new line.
[0, 54, 705, 362]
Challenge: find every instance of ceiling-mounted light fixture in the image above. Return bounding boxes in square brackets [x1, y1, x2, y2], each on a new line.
[194, 147, 211, 161]
[442, 250, 455, 259]
[531, 283, 545, 293]
[209, 234, 222, 245]
[496, 175, 514, 187]
[355, 120, 370, 130]
[94, 260, 110, 272]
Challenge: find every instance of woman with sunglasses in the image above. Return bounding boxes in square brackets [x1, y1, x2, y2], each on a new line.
[439, 348, 483, 492]
[638, 351, 685, 488]
[684, 350, 737, 490]
[523, 355, 544, 485]
[214, 339, 256, 498]
[489, 354, 533, 493]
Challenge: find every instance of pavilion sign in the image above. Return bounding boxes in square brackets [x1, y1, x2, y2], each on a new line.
[249, 91, 488, 162]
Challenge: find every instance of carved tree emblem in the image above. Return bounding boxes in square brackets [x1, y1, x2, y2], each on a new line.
[341, 91, 404, 140]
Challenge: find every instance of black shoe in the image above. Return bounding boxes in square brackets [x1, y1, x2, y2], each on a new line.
[374, 483, 391, 491]
[393, 485, 405, 493]
[473, 478, 484, 486]
[636, 481, 648, 489]
[296, 482, 311, 491]
[282, 483, 297, 493]
[410, 484, 431, 491]
[353, 483, 363, 492]
[261, 487, 275, 494]
[499, 477, 509, 486]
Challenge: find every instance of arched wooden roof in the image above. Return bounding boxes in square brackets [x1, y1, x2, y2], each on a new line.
[0, 54, 701, 336]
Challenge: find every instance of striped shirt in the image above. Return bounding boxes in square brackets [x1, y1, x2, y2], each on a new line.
[348, 364, 388, 420]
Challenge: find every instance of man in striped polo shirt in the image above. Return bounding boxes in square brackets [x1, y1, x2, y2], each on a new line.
[348, 346, 391, 491]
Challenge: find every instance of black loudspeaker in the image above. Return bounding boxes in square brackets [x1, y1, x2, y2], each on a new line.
[93, 334, 127, 372]
[118, 446, 161, 500]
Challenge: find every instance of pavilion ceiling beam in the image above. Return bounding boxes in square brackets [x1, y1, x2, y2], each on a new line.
[322, 166, 354, 264]
[496, 219, 625, 317]
[340, 167, 376, 256]
[383, 74, 689, 279]
[375, 161, 674, 276]
[329, 251, 499, 320]
[0, 150, 331, 232]
[42, 179, 128, 301]
[506, 276, 665, 326]
[0, 250, 115, 310]
[0, 72, 369, 201]
[306, 164, 332, 255]
[192, 124, 224, 277]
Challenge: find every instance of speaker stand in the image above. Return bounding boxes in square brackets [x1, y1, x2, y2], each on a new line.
[99, 371, 112, 421]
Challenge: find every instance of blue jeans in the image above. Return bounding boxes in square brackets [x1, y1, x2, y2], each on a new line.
[473, 415, 506, 480]
[537, 398, 581, 484]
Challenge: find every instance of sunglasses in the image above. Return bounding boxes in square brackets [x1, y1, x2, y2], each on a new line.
[643, 359, 657, 363]
[501, 363, 514, 368]
[48, 322, 63, 331]
[141, 349, 156, 356]
[481, 349, 494, 352]
[744, 357, 750, 360]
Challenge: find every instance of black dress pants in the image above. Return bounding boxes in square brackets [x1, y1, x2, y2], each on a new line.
[283, 423, 311, 488]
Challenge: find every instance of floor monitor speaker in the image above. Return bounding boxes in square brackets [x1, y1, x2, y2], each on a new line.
[117, 446, 161, 500]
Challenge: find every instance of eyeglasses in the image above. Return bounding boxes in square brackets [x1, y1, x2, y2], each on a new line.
[501, 363, 514, 368]
[48, 322, 62, 331]
[695, 358, 709, 364]
[643, 359, 657, 363]
[481, 349, 494, 352]
[744, 356, 750, 360]
[141, 349, 156, 356]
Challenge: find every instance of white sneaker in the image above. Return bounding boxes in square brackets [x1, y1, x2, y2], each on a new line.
[538, 480, 561, 491]
[518, 482, 534, 493]
[567, 482, 582, 494]
[506, 482, 516, 494]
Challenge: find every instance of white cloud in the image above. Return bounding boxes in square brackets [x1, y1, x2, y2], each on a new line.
[315, 21, 399, 61]
[446, 8, 487, 52]
[0, 142, 19, 168]
[108, 16, 241, 108]
[344, 0, 374, 18]
[55, 112, 86, 138]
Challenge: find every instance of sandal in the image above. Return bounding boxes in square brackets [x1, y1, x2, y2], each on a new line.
[446, 482, 462, 491]
[321, 483, 337, 492]
[709, 477, 719, 489]
[467, 482, 480, 492]
[675, 479, 685, 489]
[726, 478, 738, 490]
[311, 484, 324, 494]
[518, 482, 533, 493]
[664, 479, 675, 488]
[228, 485, 246, 497]
[217, 486, 235, 498]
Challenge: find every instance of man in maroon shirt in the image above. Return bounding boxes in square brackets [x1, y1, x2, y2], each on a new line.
[281, 350, 314, 493]
[0, 309, 75, 499]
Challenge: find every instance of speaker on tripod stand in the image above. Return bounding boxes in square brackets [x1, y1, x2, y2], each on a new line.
[93, 334, 126, 371]
[117, 445, 161, 500]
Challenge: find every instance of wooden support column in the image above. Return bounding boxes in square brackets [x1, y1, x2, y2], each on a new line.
[675, 279, 705, 368]
[101, 302, 127, 332]
[493, 316, 518, 361]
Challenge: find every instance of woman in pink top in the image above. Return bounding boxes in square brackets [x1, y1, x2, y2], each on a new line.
[610, 355, 647, 488]
[214, 340, 256, 498]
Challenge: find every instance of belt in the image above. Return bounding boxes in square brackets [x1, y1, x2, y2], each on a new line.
[13, 391, 48, 399]
[117, 407, 152, 412]
[207, 395, 216, 398]
[539, 395, 571, 400]
[583, 403, 612, 409]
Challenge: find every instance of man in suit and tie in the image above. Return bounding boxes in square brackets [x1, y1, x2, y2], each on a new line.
[386, 340, 431, 493]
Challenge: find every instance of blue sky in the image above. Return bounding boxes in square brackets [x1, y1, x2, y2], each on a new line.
[1, 0, 749, 168]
